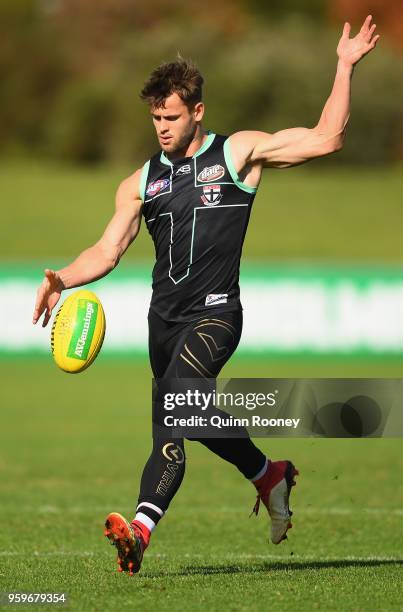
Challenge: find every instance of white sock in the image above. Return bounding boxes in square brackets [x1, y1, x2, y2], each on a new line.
[134, 502, 164, 533]
[134, 512, 156, 532]
[250, 458, 269, 482]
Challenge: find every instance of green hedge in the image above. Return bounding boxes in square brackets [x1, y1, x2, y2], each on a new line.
[0, 1, 402, 164]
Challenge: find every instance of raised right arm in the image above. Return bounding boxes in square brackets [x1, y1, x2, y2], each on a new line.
[33, 168, 143, 327]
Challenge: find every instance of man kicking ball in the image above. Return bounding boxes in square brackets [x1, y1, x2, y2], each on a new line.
[33, 16, 379, 575]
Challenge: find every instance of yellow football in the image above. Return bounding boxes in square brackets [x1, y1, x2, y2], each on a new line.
[50, 289, 106, 373]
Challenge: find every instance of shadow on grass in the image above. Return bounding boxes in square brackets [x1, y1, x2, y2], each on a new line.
[142, 558, 403, 578]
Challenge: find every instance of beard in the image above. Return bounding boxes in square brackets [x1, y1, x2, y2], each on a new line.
[161, 123, 198, 156]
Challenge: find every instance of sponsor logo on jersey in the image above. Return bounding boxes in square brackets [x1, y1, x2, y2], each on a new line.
[146, 178, 171, 197]
[197, 164, 225, 183]
[201, 184, 222, 206]
[176, 164, 191, 175]
[205, 294, 228, 306]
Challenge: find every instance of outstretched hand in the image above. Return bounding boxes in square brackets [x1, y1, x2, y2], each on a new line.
[33, 269, 64, 328]
[337, 15, 380, 67]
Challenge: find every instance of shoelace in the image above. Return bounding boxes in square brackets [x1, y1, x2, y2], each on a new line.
[249, 493, 262, 517]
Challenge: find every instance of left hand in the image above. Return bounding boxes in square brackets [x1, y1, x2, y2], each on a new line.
[337, 15, 380, 67]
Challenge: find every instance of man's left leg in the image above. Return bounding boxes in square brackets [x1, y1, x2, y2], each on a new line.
[171, 310, 299, 546]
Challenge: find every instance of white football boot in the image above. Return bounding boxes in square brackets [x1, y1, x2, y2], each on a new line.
[251, 460, 299, 544]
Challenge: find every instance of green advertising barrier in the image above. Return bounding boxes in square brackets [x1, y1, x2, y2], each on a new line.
[1, 262, 403, 356]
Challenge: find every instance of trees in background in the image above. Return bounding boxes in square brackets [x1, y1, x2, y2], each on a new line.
[0, 0, 402, 164]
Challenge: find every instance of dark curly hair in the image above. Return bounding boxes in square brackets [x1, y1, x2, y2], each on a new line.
[140, 56, 203, 109]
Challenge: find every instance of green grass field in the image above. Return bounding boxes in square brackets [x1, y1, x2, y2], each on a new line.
[1, 161, 402, 609]
[2, 159, 403, 263]
[1, 357, 402, 611]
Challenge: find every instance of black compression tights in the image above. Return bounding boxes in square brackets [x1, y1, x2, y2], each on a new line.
[136, 309, 266, 516]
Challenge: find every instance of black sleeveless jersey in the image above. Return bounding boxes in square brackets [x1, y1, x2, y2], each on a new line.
[140, 132, 258, 323]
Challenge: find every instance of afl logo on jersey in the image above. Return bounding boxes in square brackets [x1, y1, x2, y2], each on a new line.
[201, 184, 222, 206]
[146, 178, 171, 197]
[197, 164, 225, 183]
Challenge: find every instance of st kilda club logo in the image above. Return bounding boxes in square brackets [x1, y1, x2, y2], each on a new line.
[201, 184, 222, 206]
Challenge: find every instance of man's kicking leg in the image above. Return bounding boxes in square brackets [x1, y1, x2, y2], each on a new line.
[171, 311, 299, 546]
[189, 436, 299, 545]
